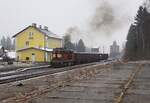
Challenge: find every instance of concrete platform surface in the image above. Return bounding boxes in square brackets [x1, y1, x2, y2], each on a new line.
[28, 63, 139, 103]
[122, 64, 150, 103]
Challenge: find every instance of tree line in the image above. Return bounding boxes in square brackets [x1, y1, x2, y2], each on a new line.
[63, 34, 86, 52]
[124, 5, 150, 60]
[0, 36, 15, 51]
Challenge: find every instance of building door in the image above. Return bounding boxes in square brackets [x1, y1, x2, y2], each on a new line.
[45, 52, 48, 62]
[49, 52, 52, 61]
[32, 53, 35, 62]
[19, 54, 21, 61]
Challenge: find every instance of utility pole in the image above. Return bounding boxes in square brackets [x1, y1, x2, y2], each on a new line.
[98, 46, 100, 53]
[103, 46, 105, 54]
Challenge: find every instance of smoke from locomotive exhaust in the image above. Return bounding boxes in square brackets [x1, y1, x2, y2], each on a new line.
[64, 0, 131, 48]
[89, 0, 123, 35]
[64, 26, 88, 44]
[65, 26, 80, 37]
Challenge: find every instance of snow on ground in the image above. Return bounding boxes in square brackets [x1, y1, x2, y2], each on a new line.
[7, 51, 16, 59]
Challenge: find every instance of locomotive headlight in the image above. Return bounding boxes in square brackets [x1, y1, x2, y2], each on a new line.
[53, 54, 56, 58]
[57, 54, 62, 58]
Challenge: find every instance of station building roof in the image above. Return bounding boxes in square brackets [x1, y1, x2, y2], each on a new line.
[12, 24, 62, 40]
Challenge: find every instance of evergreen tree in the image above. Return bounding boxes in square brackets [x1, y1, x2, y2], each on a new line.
[0, 36, 14, 51]
[124, 24, 138, 60]
[6, 36, 12, 50]
[12, 39, 15, 50]
[76, 39, 85, 52]
[63, 34, 75, 50]
[1, 36, 7, 49]
[124, 4, 150, 60]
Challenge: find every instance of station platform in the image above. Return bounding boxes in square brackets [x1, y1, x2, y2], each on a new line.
[28, 63, 144, 103]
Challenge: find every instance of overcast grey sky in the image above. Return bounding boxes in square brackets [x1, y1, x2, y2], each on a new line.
[0, 0, 144, 52]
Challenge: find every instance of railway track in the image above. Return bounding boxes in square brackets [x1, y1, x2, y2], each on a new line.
[0, 65, 51, 77]
[0, 61, 111, 84]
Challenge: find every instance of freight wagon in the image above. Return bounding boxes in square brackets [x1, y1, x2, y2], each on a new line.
[51, 48, 108, 67]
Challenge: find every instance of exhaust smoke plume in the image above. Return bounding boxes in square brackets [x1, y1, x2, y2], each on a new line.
[65, 26, 89, 44]
[89, 0, 124, 35]
[65, 0, 134, 50]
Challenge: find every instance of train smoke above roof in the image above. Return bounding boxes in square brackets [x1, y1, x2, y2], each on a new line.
[64, 0, 143, 49]
[88, 0, 128, 36]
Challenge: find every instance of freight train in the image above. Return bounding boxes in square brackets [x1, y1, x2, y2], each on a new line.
[51, 48, 108, 67]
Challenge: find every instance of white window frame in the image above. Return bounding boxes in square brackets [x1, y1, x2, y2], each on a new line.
[29, 32, 34, 39]
[25, 41, 29, 47]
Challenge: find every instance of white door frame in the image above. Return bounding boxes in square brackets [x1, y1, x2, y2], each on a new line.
[32, 53, 35, 62]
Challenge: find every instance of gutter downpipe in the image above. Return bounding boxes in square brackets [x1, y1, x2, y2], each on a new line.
[44, 34, 46, 62]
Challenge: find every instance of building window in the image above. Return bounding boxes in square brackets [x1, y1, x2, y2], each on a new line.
[29, 32, 34, 39]
[32, 53, 35, 55]
[26, 57, 30, 60]
[26, 41, 29, 46]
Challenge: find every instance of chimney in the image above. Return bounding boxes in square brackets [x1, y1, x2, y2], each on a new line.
[32, 23, 37, 27]
[39, 25, 42, 29]
[44, 26, 48, 31]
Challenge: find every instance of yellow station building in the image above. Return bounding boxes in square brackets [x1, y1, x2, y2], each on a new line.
[13, 23, 62, 62]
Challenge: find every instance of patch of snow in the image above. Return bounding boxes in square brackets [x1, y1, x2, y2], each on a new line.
[35, 47, 53, 52]
[40, 48, 53, 52]
[7, 52, 16, 59]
